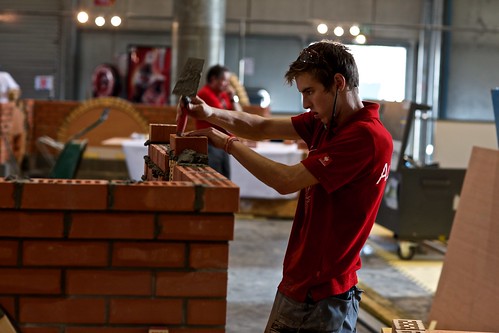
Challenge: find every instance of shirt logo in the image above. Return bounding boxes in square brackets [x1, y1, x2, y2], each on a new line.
[376, 163, 390, 185]
[318, 154, 332, 166]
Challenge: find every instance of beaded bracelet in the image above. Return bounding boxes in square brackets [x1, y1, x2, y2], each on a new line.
[224, 136, 240, 154]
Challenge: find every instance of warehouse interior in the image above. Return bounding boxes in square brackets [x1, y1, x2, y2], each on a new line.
[0, 0, 499, 333]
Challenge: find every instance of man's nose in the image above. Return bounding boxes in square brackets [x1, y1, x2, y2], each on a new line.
[302, 96, 310, 109]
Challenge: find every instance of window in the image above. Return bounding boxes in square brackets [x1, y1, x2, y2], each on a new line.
[347, 44, 407, 102]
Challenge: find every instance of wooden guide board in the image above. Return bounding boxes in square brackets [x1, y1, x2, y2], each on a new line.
[429, 146, 499, 332]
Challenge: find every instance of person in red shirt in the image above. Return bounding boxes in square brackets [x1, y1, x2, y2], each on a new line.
[196, 64, 241, 178]
[181, 40, 393, 332]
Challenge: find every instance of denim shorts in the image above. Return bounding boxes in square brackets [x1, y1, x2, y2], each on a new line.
[264, 286, 363, 333]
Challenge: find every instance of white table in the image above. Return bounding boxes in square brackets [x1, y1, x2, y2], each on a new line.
[230, 141, 304, 199]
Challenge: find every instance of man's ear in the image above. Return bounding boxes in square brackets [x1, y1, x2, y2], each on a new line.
[333, 73, 346, 91]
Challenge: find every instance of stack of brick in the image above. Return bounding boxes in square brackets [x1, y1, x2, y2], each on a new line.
[0, 123, 240, 333]
[143, 124, 209, 182]
[0, 102, 15, 164]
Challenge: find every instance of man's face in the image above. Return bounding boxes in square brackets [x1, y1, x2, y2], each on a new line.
[210, 71, 231, 94]
[296, 72, 335, 126]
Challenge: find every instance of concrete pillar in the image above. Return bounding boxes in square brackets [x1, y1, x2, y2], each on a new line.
[171, 0, 226, 102]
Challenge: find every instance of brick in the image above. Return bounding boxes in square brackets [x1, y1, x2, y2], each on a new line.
[172, 165, 221, 182]
[167, 330, 224, 333]
[189, 243, 229, 269]
[176, 165, 226, 181]
[23, 241, 108, 267]
[66, 328, 146, 333]
[0, 268, 61, 294]
[0, 178, 15, 208]
[200, 180, 239, 213]
[66, 270, 152, 295]
[110, 181, 196, 211]
[156, 271, 227, 297]
[144, 145, 169, 181]
[173, 165, 239, 212]
[187, 299, 226, 325]
[20, 298, 106, 324]
[0, 240, 18, 266]
[109, 299, 183, 325]
[21, 179, 108, 210]
[149, 144, 169, 173]
[0, 211, 64, 238]
[22, 327, 61, 333]
[158, 214, 234, 241]
[69, 212, 155, 239]
[112, 242, 185, 268]
[0, 297, 16, 320]
[144, 165, 155, 181]
[169, 134, 208, 156]
[149, 123, 176, 143]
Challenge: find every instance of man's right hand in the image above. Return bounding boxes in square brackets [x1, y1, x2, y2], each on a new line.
[186, 96, 214, 120]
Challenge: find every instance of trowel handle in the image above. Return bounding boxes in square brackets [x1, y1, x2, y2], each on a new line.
[176, 96, 190, 136]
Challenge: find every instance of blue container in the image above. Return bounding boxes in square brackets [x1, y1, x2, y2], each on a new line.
[491, 88, 499, 146]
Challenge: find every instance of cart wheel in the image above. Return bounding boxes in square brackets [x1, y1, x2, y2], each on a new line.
[397, 241, 417, 260]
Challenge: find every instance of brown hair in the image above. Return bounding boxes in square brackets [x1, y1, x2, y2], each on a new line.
[285, 40, 359, 91]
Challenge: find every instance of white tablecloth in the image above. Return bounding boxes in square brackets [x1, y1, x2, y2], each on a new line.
[121, 139, 148, 181]
[230, 141, 304, 199]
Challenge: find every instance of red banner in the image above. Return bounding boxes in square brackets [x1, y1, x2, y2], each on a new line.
[127, 46, 172, 106]
[94, 0, 116, 6]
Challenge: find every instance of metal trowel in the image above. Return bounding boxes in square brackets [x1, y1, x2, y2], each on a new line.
[172, 57, 205, 136]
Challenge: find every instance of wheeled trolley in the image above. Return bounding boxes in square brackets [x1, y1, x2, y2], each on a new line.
[376, 167, 465, 259]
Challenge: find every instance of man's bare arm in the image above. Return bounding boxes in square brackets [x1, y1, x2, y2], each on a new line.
[187, 96, 300, 141]
[229, 139, 317, 194]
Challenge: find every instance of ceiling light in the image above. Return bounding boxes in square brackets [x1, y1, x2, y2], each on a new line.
[333, 26, 344, 37]
[77, 11, 89, 23]
[317, 23, 328, 34]
[355, 34, 366, 44]
[110, 15, 122, 27]
[95, 16, 105, 26]
[350, 25, 360, 36]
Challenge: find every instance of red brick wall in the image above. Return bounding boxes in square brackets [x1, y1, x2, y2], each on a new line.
[0, 132, 239, 332]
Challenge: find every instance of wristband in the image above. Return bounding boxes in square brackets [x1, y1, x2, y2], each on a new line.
[224, 136, 239, 154]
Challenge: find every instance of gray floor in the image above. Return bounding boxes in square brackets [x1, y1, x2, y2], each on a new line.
[226, 217, 438, 333]
[226, 217, 289, 332]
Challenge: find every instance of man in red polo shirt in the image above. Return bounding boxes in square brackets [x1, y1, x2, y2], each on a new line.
[181, 40, 393, 332]
[196, 64, 241, 179]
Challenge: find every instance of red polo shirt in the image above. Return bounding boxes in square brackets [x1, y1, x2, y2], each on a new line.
[196, 84, 235, 132]
[278, 101, 393, 302]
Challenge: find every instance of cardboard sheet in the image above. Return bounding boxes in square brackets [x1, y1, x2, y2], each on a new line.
[429, 146, 499, 332]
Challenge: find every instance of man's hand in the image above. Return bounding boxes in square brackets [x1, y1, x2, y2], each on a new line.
[176, 95, 214, 122]
[186, 127, 229, 151]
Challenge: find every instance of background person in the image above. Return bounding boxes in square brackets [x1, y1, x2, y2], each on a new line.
[0, 70, 21, 103]
[181, 40, 393, 332]
[0, 69, 26, 172]
[196, 64, 241, 179]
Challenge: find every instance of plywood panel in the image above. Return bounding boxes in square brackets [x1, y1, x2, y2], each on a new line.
[429, 147, 499, 331]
